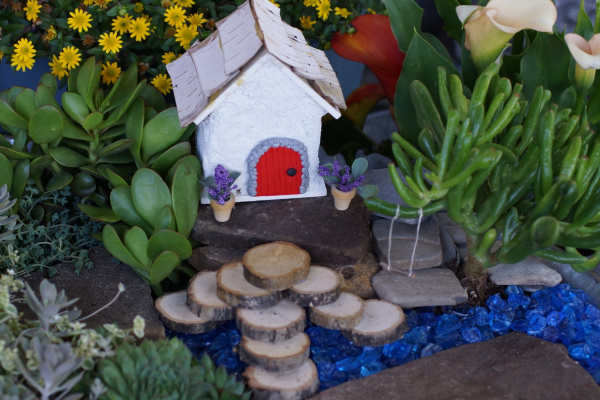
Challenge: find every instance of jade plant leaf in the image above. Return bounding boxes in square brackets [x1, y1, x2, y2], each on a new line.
[141, 85, 167, 111]
[49, 147, 89, 168]
[77, 57, 102, 111]
[154, 205, 177, 231]
[98, 165, 131, 187]
[147, 230, 192, 261]
[35, 82, 60, 109]
[0, 98, 28, 130]
[11, 159, 29, 201]
[165, 155, 203, 187]
[125, 98, 145, 165]
[102, 224, 146, 270]
[110, 185, 155, 236]
[29, 155, 53, 174]
[0, 153, 13, 191]
[77, 203, 120, 222]
[46, 171, 73, 191]
[83, 111, 104, 131]
[149, 250, 180, 285]
[0, 147, 36, 160]
[62, 92, 90, 125]
[141, 108, 187, 162]
[150, 142, 192, 177]
[124, 226, 151, 267]
[131, 168, 172, 230]
[39, 73, 57, 94]
[97, 139, 134, 158]
[29, 106, 63, 144]
[14, 88, 36, 120]
[171, 162, 200, 237]
[351, 158, 368, 179]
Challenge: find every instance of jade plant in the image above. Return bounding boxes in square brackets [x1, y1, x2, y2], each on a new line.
[366, 63, 600, 292]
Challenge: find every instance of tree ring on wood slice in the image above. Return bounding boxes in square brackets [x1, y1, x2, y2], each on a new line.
[217, 261, 281, 309]
[239, 333, 310, 372]
[187, 271, 235, 321]
[236, 300, 306, 343]
[284, 266, 341, 307]
[243, 241, 310, 291]
[155, 291, 220, 334]
[309, 292, 364, 330]
[342, 299, 409, 346]
[244, 359, 319, 400]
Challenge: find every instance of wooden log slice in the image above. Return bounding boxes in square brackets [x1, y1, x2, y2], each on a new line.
[217, 261, 281, 309]
[244, 359, 319, 400]
[155, 291, 220, 334]
[284, 266, 341, 307]
[309, 292, 364, 330]
[243, 241, 310, 291]
[236, 300, 306, 343]
[342, 299, 409, 346]
[187, 271, 235, 321]
[239, 333, 310, 372]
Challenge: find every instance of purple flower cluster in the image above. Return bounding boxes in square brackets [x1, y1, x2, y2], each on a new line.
[208, 164, 237, 205]
[318, 160, 365, 192]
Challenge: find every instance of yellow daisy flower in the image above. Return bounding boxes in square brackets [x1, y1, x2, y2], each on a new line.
[303, 0, 318, 7]
[68, 9, 92, 33]
[133, 2, 144, 12]
[83, 0, 94, 5]
[12, 38, 36, 62]
[334, 7, 350, 18]
[44, 26, 57, 42]
[174, 0, 193, 7]
[112, 14, 132, 35]
[58, 46, 81, 70]
[11, 53, 35, 71]
[174, 24, 197, 49]
[187, 12, 207, 27]
[316, 0, 331, 21]
[98, 31, 122, 54]
[49, 55, 69, 79]
[24, 0, 41, 22]
[101, 62, 122, 84]
[94, 0, 111, 9]
[164, 5, 186, 29]
[128, 16, 150, 41]
[152, 73, 173, 95]
[162, 52, 179, 64]
[299, 15, 316, 30]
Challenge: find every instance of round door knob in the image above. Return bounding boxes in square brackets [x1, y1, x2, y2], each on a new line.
[287, 168, 297, 177]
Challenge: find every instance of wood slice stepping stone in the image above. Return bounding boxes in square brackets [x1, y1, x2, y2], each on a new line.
[244, 359, 319, 400]
[237, 300, 306, 343]
[285, 266, 341, 307]
[239, 333, 310, 372]
[243, 241, 310, 291]
[342, 299, 409, 346]
[187, 271, 235, 321]
[309, 292, 365, 330]
[155, 291, 220, 334]
[217, 261, 281, 309]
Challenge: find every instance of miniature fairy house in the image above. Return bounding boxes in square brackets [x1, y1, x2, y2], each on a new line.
[167, 0, 346, 203]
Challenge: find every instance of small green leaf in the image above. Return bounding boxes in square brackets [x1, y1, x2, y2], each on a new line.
[172, 162, 200, 237]
[0, 147, 36, 160]
[141, 84, 167, 111]
[0, 153, 13, 191]
[384, 0, 423, 53]
[147, 229, 192, 261]
[29, 106, 64, 144]
[39, 73, 58, 94]
[351, 158, 368, 178]
[165, 154, 203, 187]
[83, 111, 104, 130]
[35, 82, 60, 109]
[62, 92, 90, 125]
[141, 108, 187, 162]
[357, 184, 378, 198]
[29, 155, 53, 174]
[110, 185, 155, 236]
[0, 98, 28, 129]
[97, 139, 133, 158]
[131, 168, 172, 229]
[46, 171, 73, 190]
[77, 203, 120, 222]
[11, 159, 29, 201]
[150, 142, 192, 176]
[102, 224, 146, 270]
[49, 146, 89, 167]
[148, 250, 180, 285]
[77, 57, 102, 111]
[154, 205, 177, 231]
[124, 226, 151, 266]
[98, 164, 131, 187]
[573, 0, 594, 39]
[14, 88, 36, 120]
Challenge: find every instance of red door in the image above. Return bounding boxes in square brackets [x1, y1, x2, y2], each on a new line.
[256, 147, 302, 196]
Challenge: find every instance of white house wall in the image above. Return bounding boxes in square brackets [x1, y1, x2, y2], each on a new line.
[197, 53, 327, 203]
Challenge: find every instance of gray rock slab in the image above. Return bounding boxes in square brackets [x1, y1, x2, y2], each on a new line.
[435, 211, 467, 245]
[18, 246, 164, 341]
[488, 258, 563, 287]
[310, 332, 600, 400]
[372, 217, 442, 271]
[438, 221, 460, 272]
[192, 195, 372, 266]
[372, 268, 467, 308]
[188, 246, 245, 272]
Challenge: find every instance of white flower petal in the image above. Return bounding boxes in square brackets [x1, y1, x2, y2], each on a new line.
[566, 33, 600, 70]
[588, 33, 600, 55]
[486, 0, 557, 34]
[456, 5, 479, 25]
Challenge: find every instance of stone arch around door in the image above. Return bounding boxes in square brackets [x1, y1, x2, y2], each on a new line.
[246, 138, 309, 196]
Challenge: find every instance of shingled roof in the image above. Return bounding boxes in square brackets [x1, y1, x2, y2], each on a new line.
[166, 0, 346, 127]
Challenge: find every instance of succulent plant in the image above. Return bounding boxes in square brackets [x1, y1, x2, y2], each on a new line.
[0, 184, 20, 243]
[0, 376, 37, 400]
[97, 339, 249, 400]
[366, 63, 600, 284]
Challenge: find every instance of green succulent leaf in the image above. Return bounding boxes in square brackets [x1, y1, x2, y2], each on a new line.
[147, 230, 192, 261]
[351, 157, 368, 178]
[165, 154, 203, 187]
[0, 153, 13, 192]
[29, 155, 54, 174]
[39, 72, 58, 94]
[102, 224, 146, 270]
[97, 139, 134, 158]
[125, 97, 145, 165]
[141, 108, 187, 162]
[62, 92, 90, 125]
[131, 168, 173, 229]
[29, 106, 63, 144]
[172, 162, 200, 237]
[49, 146, 89, 168]
[11, 159, 29, 202]
[149, 250, 180, 285]
[77, 203, 119, 222]
[14, 88, 36, 120]
[124, 226, 151, 266]
[154, 205, 177, 231]
[150, 142, 192, 176]
[46, 171, 73, 191]
[98, 165, 131, 187]
[77, 57, 102, 111]
[83, 111, 104, 131]
[35, 82, 60, 109]
[0, 98, 28, 130]
[110, 185, 155, 236]
[0, 146, 36, 160]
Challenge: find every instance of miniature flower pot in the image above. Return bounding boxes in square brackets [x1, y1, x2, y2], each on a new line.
[210, 195, 235, 222]
[331, 187, 356, 211]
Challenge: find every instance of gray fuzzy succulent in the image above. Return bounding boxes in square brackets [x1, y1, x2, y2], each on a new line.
[0, 376, 37, 400]
[0, 184, 20, 244]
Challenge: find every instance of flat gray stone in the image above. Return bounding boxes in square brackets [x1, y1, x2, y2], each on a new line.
[372, 218, 442, 271]
[192, 195, 372, 266]
[488, 258, 563, 287]
[438, 221, 460, 272]
[435, 211, 467, 245]
[18, 246, 164, 341]
[372, 268, 467, 308]
[188, 246, 245, 272]
[310, 332, 600, 400]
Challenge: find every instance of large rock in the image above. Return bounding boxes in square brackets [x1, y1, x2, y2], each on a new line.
[311, 332, 600, 400]
[488, 258, 563, 287]
[372, 268, 467, 308]
[188, 245, 245, 272]
[192, 195, 372, 266]
[18, 246, 164, 341]
[372, 218, 442, 271]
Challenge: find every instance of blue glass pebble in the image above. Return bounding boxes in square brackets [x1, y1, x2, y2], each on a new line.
[461, 326, 483, 343]
[421, 343, 443, 357]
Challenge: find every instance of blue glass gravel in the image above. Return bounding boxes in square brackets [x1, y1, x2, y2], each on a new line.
[165, 284, 600, 390]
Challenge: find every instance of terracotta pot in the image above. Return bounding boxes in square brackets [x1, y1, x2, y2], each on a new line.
[331, 187, 356, 211]
[210, 195, 235, 222]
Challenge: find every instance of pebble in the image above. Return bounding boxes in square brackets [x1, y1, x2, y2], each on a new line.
[488, 258, 563, 287]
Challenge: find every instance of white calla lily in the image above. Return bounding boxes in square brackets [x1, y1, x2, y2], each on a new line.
[457, 0, 557, 71]
[565, 33, 600, 95]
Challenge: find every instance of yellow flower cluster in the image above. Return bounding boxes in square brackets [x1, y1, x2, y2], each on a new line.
[300, 0, 350, 27]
